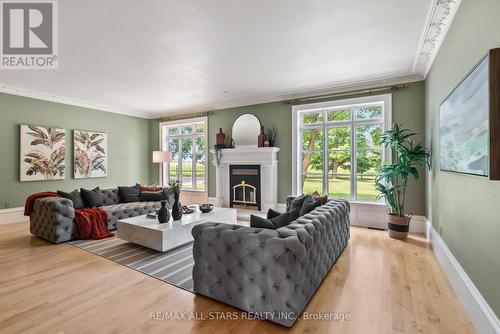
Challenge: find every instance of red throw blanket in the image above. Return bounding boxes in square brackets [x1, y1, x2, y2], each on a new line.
[24, 192, 113, 240]
[74, 208, 113, 240]
[24, 191, 60, 216]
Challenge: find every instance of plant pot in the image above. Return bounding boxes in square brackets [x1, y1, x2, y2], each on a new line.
[387, 213, 411, 240]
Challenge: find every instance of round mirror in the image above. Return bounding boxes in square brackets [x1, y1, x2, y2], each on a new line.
[232, 114, 261, 148]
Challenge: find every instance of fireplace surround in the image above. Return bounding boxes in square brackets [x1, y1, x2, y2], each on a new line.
[210, 147, 279, 212]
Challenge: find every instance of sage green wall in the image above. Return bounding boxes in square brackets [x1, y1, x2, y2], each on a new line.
[0, 92, 151, 208]
[425, 0, 500, 316]
[204, 80, 425, 210]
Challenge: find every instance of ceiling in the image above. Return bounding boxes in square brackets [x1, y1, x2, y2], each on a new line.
[0, 0, 456, 118]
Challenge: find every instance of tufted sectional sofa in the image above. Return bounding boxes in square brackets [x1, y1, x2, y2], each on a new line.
[30, 188, 174, 244]
[191, 198, 350, 327]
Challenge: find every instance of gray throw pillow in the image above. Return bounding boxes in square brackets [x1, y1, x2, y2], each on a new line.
[140, 190, 165, 202]
[57, 189, 85, 209]
[289, 194, 307, 212]
[80, 187, 104, 208]
[250, 215, 276, 229]
[300, 198, 321, 216]
[267, 208, 282, 219]
[270, 211, 291, 228]
[289, 208, 300, 221]
[118, 185, 140, 203]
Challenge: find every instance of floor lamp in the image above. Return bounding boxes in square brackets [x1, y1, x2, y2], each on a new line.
[152, 151, 172, 187]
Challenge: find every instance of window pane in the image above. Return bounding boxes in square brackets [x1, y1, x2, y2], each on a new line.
[195, 137, 205, 190]
[328, 174, 350, 200]
[182, 125, 193, 134]
[356, 175, 381, 201]
[328, 150, 351, 175]
[302, 128, 323, 151]
[356, 150, 382, 174]
[327, 109, 351, 122]
[196, 123, 205, 133]
[168, 126, 178, 136]
[302, 152, 323, 194]
[356, 125, 382, 148]
[302, 112, 323, 124]
[181, 138, 193, 188]
[167, 138, 179, 181]
[356, 105, 382, 119]
[328, 127, 351, 149]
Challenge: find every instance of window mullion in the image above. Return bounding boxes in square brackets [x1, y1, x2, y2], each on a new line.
[322, 120, 328, 196]
[351, 113, 357, 201]
[192, 133, 196, 190]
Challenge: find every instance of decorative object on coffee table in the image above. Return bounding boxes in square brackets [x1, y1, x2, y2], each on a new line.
[157, 200, 170, 223]
[258, 125, 267, 147]
[216, 128, 225, 145]
[267, 124, 277, 147]
[199, 203, 213, 213]
[169, 179, 183, 220]
[375, 123, 430, 240]
[152, 151, 172, 186]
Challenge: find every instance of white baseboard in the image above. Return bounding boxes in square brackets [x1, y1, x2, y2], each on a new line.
[428, 220, 500, 334]
[0, 207, 26, 225]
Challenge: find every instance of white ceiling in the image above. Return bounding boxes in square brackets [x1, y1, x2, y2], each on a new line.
[0, 0, 441, 118]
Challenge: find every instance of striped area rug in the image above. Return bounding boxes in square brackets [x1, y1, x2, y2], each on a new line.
[69, 237, 195, 292]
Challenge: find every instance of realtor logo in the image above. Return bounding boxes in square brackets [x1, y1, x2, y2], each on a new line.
[1, 0, 58, 69]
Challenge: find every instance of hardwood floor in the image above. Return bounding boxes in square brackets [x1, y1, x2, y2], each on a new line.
[0, 221, 475, 334]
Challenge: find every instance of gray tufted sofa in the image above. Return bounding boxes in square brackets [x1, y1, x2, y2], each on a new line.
[29, 188, 174, 244]
[191, 198, 350, 327]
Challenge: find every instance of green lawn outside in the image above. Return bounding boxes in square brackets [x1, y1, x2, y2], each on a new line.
[302, 175, 381, 201]
[168, 162, 205, 190]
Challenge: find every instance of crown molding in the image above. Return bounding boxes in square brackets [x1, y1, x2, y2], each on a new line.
[413, 0, 462, 77]
[0, 83, 155, 119]
[153, 72, 423, 118]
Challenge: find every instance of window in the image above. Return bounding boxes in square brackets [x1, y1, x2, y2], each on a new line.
[160, 117, 207, 191]
[293, 94, 391, 203]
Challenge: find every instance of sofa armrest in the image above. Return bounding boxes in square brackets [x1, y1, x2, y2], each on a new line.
[191, 222, 309, 326]
[29, 197, 75, 243]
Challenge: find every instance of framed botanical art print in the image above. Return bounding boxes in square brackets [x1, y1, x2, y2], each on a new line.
[73, 130, 108, 178]
[20, 125, 66, 181]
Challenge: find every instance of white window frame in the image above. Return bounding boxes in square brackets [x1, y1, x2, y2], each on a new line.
[159, 117, 208, 192]
[291, 94, 392, 204]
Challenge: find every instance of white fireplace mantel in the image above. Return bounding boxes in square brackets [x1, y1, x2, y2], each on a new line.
[210, 147, 279, 212]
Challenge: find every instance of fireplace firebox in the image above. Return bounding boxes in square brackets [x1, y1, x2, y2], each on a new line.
[229, 165, 261, 211]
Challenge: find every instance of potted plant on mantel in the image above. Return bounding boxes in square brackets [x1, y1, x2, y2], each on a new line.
[375, 123, 430, 240]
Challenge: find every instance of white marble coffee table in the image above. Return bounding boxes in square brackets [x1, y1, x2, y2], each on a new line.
[116, 205, 237, 252]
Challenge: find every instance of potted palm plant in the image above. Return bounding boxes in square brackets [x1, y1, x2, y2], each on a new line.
[375, 123, 430, 240]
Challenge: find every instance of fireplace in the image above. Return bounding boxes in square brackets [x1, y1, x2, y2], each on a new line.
[229, 165, 261, 211]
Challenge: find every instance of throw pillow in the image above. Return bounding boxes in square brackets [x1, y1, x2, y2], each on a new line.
[250, 215, 276, 229]
[269, 211, 291, 228]
[289, 194, 307, 212]
[57, 189, 85, 209]
[80, 187, 104, 208]
[136, 183, 161, 192]
[140, 190, 165, 202]
[267, 208, 282, 219]
[118, 185, 141, 203]
[300, 198, 321, 216]
[312, 191, 328, 205]
[289, 207, 300, 221]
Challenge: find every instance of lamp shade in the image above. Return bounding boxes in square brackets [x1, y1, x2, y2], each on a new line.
[152, 151, 172, 163]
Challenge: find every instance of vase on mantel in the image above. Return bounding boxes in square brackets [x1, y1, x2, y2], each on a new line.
[258, 126, 267, 147]
[216, 128, 225, 145]
[171, 192, 183, 221]
[157, 200, 170, 224]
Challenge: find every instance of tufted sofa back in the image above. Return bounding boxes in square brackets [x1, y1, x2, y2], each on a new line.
[192, 199, 350, 327]
[101, 188, 120, 205]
